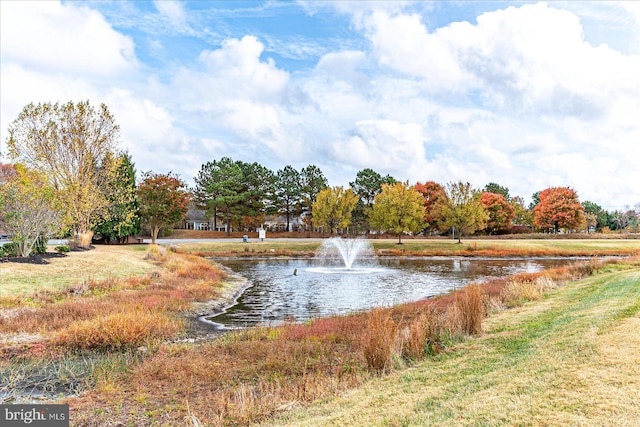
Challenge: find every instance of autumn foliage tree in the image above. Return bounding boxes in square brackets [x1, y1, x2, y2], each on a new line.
[7, 101, 120, 247]
[434, 182, 488, 243]
[480, 192, 515, 234]
[415, 181, 447, 233]
[312, 186, 359, 234]
[370, 182, 425, 244]
[533, 187, 586, 233]
[138, 172, 191, 244]
[349, 168, 396, 233]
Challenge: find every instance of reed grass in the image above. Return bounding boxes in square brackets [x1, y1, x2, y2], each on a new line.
[362, 308, 397, 372]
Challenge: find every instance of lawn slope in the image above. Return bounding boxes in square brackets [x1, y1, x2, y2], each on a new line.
[0, 245, 155, 295]
[270, 264, 640, 426]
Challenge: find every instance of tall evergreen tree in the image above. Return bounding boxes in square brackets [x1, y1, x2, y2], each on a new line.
[194, 157, 245, 236]
[94, 152, 141, 243]
[275, 165, 302, 231]
[235, 160, 276, 231]
[483, 182, 510, 201]
[299, 164, 328, 229]
[350, 168, 396, 233]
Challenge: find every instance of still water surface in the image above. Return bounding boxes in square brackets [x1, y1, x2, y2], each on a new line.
[208, 257, 580, 329]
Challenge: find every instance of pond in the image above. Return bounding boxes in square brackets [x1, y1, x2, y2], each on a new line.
[206, 256, 581, 329]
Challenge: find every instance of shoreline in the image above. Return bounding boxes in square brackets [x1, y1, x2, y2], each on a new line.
[180, 263, 252, 340]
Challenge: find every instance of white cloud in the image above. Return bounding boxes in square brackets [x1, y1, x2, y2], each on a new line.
[361, 11, 471, 94]
[196, 36, 290, 100]
[0, 1, 138, 76]
[153, 0, 187, 27]
[164, 36, 305, 163]
[358, 3, 640, 118]
[314, 50, 369, 87]
[330, 120, 431, 179]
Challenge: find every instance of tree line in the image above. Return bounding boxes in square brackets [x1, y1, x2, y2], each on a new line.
[1, 101, 639, 256]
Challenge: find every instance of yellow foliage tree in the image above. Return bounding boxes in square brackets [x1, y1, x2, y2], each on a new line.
[312, 186, 358, 234]
[370, 181, 425, 244]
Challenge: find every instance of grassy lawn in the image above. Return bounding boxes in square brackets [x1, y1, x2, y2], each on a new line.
[177, 238, 640, 257]
[0, 245, 155, 296]
[269, 264, 640, 426]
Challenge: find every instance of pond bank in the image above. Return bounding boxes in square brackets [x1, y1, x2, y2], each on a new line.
[181, 264, 251, 339]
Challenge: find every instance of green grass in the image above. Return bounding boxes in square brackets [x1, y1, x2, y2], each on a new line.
[0, 245, 156, 296]
[268, 265, 640, 426]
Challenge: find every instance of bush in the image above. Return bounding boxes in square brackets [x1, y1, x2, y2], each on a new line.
[0, 242, 17, 257]
[34, 236, 48, 254]
[55, 245, 71, 253]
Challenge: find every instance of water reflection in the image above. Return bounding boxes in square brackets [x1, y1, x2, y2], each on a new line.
[207, 257, 580, 329]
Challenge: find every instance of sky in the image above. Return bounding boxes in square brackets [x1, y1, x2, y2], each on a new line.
[1, 1, 639, 211]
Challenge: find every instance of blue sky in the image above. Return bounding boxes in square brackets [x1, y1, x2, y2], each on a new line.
[1, 1, 639, 210]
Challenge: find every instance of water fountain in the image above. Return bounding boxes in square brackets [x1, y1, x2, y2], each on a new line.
[306, 237, 384, 274]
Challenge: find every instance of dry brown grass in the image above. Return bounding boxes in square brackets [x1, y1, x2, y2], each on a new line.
[455, 284, 484, 335]
[66, 277, 497, 426]
[54, 310, 183, 350]
[0, 245, 225, 351]
[362, 308, 397, 372]
[400, 313, 429, 361]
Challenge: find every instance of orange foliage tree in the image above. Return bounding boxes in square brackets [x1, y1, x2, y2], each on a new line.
[415, 181, 447, 233]
[480, 192, 515, 233]
[138, 172, 191, 244]
[533, 187, 586, 232]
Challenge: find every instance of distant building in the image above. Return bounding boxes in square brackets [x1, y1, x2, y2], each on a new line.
[176, 203, 308, 233]
[179, 205, 226, 232]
